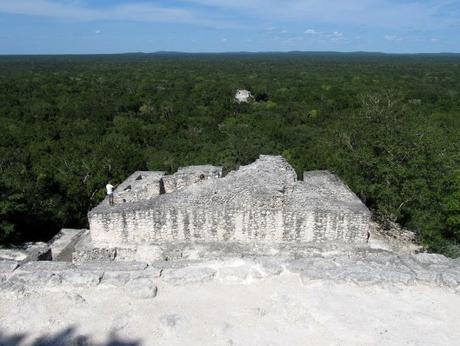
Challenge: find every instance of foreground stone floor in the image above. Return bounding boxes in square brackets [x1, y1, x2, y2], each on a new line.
[1, 249, 460, 346]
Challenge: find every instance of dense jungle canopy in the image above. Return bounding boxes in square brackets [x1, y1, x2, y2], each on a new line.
[0, 52, 459, 256]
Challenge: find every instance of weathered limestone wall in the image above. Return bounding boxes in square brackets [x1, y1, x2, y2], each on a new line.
[302, 170, 359, 200]
[113, 171, 165, 204]
[89, 207, 368, 247]
[89, 156, 370, 248]
[162, 165, 222, 194]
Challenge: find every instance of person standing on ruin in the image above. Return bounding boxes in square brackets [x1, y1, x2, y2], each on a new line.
[106, 181, 115, 206]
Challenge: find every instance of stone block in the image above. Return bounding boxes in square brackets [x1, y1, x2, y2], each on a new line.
[23, 242, 52, 261]
[73, 261, 150, 287]
[162, 266, 216, 285]
[0, 249, 28, 262]
[61, 271, 103, 287]
[49, 229, 87, 261]
[162, 165, 222, 194]
[114, 247, 137, 261]
[72, 247, 117, 263]
[8, 261, 75, 288]
[100, 271, 135, 286]
[100, 267, 161, 287]
[9, 271, 63, 287]
[0, 243, 50, 263]
[112, 171, 165, 204]
[76, 261, 148, 272]
[21, 261, 74, 271]
[18, 261, 75, 272]
[134, 245, 165, 263]
[125, 278, 158, 299]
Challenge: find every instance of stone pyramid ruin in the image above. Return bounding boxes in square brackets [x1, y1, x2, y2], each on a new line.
[88, 155, 370, 252]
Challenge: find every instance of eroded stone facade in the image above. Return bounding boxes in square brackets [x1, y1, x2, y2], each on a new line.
[162, 165, 222, 194]
[112, 171, 165, 204]
[88, 155, 370, 248]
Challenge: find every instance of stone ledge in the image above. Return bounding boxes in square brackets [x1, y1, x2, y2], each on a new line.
[1, 250, 459, 292]
[49, 229, 87, 262]
[0, 243, 51, 263]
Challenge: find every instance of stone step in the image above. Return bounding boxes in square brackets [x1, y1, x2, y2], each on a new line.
[49, 228, 87, 261]
[75, 261, 148, 272]
[18, 261, 76, 272]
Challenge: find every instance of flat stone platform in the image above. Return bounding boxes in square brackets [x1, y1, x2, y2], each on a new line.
[1, 249, 459, 345]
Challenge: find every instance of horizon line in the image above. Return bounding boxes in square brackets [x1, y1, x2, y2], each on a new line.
[1, 50, 460, 57]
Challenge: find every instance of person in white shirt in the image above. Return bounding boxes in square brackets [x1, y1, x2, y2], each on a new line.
[106, 182, 115, 206]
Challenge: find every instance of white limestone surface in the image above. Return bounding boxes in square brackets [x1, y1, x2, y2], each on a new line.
[0, 273, 459, 346]
[89, 156, 370, 248]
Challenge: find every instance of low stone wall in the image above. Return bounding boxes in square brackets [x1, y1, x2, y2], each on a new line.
[89, 207, 369, 247]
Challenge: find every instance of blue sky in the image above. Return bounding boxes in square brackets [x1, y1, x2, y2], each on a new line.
[0, 0, 459, 54]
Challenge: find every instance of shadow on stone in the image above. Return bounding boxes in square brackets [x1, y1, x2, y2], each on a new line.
[0, 326, 141, 346]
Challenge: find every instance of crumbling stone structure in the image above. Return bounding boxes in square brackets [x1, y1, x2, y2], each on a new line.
[88, 155, 370, 249]
[112, 171, 166, 204]
[234, 89, 254, 103]
[162, 165, 222, 194]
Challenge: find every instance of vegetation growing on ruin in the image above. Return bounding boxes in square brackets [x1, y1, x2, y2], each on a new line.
[0, 53, 459, 256]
